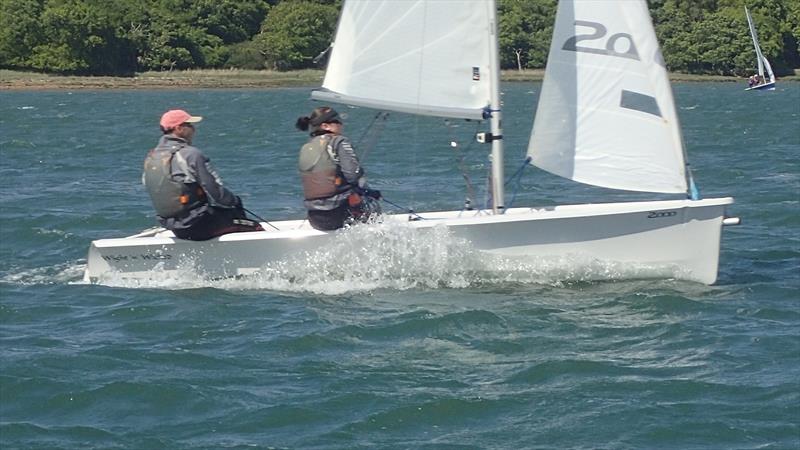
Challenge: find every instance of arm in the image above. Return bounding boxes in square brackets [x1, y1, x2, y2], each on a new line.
[183, 148, 240, 208]
[334, 136, 366, 188]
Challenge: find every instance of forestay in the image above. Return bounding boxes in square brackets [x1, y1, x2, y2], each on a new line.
[528, 0, 688, 194]
[311, 0, 494, 120]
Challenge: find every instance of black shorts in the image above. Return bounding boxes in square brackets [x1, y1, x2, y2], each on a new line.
[307, 203, 350, 231]
[172, 207, 263, 241]
[306, 197, 381, 231]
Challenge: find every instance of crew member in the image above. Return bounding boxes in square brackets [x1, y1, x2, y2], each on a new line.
[143, 109, 263, 240]
[295, 106, 381, 230]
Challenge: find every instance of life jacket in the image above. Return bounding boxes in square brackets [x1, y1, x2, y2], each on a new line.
[298, 134, 348, 200]
[143, 146, 206, 218]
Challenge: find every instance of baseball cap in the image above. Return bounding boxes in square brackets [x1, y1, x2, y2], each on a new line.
[160, 109, 203, 129]
[310, 108, 342, 127]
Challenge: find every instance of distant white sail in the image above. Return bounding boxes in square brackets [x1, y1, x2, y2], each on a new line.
[312, 0, 494, 120]
[528, 0, 688, 194]
[745, 6, 775, 83]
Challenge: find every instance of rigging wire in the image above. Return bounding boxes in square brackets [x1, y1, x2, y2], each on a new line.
[355, 111, 389, 164]
[445, 119, 481, 210]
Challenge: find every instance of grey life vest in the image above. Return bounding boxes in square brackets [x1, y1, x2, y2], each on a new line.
[298, 135, 346, 200]
[143, 147, 205, 218]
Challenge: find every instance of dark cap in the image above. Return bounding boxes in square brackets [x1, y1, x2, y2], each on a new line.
[310, 108, 341, 127]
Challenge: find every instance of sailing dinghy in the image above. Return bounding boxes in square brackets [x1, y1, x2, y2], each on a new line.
[745, 6, 776, 91]
[84, 0, 739, 286]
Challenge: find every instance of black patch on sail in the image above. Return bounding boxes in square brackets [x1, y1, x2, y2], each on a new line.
[620, 90, 662, 117]
[472, 67, 480, 81]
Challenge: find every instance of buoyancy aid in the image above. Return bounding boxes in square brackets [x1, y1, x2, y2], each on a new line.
[143, 147, 206, 218]
[298, 135, 348, 200]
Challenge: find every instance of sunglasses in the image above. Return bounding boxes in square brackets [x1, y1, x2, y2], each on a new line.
[180, 122, 195, 128]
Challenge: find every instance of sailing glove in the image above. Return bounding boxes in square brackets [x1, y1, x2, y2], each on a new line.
[354, 187, 381, 199]
[363, 189, 381, 199]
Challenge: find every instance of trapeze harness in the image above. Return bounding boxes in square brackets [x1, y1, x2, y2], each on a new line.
[298, 134, 352, 204]
[143, 145, 206, 218]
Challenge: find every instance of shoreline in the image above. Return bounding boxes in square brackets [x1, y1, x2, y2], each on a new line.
[1, 68, 797, 90]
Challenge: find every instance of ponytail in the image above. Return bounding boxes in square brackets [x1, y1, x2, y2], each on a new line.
[295, 116, 311, 132]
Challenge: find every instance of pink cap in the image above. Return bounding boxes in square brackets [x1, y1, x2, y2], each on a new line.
[160, 109, 203, 129]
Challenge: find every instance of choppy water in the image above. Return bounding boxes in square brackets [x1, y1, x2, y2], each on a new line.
[1, 82, 798, 449]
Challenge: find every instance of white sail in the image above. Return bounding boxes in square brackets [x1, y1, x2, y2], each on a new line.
[311, 0, 494, 120]
[528, 0, 688, 194]
[763, 53, 775, 83]
[745, 6, 775, 83]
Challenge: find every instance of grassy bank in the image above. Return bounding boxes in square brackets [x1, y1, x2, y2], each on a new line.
[0, 69, 324, 90]
[1, 68, 797, 90]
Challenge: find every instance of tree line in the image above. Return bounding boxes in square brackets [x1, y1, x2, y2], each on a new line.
[1, 0, 798, 77]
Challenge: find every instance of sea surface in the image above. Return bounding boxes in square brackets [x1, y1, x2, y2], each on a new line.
[1, 82, 798, 449]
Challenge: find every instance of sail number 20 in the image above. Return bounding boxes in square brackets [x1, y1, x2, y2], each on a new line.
[562, 20, 640, 61]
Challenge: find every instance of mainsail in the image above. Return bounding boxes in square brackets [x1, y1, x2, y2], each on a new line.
[528, 0, 688, 194]
[313, 0, 505, 210]
[312, 0, 495, 120]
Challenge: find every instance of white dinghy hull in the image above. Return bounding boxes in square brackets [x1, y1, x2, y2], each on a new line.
[84, 197, 734, 285]
[745, 81, 776, 91]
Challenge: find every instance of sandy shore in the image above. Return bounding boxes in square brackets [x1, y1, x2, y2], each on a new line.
[2, 68, 794, 90]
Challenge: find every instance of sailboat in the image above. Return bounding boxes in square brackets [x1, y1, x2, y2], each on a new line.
[84, 0, 739, 286]
[744, 5, 776, 91]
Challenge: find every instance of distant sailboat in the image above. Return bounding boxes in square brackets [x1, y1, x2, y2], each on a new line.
[745, 6, 776, 91]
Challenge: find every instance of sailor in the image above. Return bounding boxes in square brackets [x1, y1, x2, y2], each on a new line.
[142, 109, 263, 240]
[295, 106, 381, 230]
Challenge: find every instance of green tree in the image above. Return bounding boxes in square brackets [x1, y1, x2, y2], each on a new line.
[2, 0, 797, 76]
[195, 0, 270, 44]
[654, 0, 797, 75]
[786, 0, 800, 67]
[498, 0, 556, 70]
[26, 0, 136, 74]
[690, 9, 751, 75]
[255, 1, 337, 70]
[0, 0, 45, 69]
[131, 0, 218, 70]
[223, 40, 265, 69]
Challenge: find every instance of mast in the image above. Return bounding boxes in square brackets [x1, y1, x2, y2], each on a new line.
[488, 0, 505, 212]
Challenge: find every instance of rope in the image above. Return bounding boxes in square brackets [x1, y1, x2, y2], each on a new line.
[446, 119, 481, 210]
[243, 207, 280, 230]
[380, 197, 426, 221]
[504, 156, 532, 209]
[505, 156, 531, 187]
